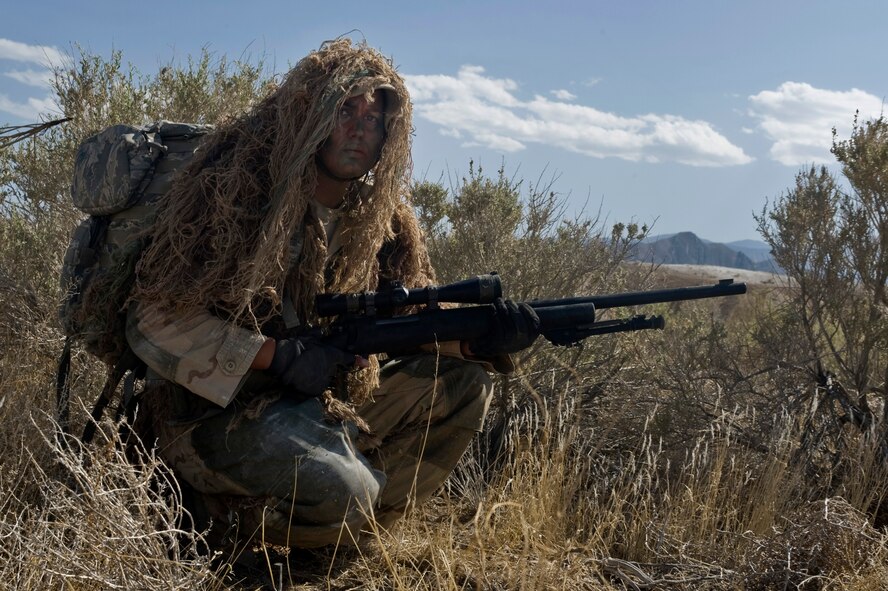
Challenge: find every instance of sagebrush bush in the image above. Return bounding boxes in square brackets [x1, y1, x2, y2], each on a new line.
[756, 117, 888, 462]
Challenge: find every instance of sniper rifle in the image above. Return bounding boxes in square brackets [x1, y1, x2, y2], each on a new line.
[310, 274, 747, 355]
[77, 274, 745, 444]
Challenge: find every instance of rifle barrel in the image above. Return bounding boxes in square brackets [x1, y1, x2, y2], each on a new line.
[528, 279, 747, 310]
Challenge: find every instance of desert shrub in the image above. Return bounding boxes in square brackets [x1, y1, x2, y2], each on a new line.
[412, 164, 651, 427]
[0, 46, 271, 589]
[0, 45, 271, 417]
[413, 163, 646, 300]
[755, 116, 888, 514]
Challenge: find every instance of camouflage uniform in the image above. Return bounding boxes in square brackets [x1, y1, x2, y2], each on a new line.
[126, 209, 495, 547]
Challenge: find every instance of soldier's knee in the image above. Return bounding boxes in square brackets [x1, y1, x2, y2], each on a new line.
[306, 456, 385, 525]
[441, 360, 494, 431]
[460, 361, 493, 393]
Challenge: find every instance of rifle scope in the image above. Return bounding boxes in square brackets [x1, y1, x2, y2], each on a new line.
[316, 273, 503, 317]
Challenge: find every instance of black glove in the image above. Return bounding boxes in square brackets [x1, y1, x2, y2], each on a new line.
[268, 337, 356, 397]
[467, 298, 541, 357]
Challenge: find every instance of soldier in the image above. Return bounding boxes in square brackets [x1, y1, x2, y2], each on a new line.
[126, 39, 539, 549]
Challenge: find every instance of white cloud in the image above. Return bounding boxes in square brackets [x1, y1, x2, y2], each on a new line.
[748, 82, 884, 166]
[439, 128, 462, 139]
[464, 132, 526, 152]
[405, 66, 752, 167]
[0, 93, 59, 120]
[5, 68, 52, 88]
[0, 39, 66, 122]
[0, 38, 65, 67]
[551, 89, 576, 101]
[409, 65, 520, 107]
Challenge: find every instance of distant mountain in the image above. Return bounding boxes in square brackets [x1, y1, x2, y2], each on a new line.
[725, 239, 774, 265]
[631, 232, 779, 272]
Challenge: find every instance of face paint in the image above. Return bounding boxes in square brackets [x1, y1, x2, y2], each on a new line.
[317, 90, 386, 181]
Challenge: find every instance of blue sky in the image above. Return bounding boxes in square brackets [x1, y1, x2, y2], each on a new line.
[2, 0, 886, 242]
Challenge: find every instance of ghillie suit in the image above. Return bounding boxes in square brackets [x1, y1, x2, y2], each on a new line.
[132, 39, 435, 406]
[56, 43, 495, 550]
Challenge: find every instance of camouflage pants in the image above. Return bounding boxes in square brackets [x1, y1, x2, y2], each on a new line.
[144, 354, 492, 548]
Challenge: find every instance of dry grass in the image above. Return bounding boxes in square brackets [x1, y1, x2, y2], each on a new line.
[0, 424, 218, 590]
[225, 385, 888, 590]
[2, 339, 888, 589]
[3, 251, 887, 590]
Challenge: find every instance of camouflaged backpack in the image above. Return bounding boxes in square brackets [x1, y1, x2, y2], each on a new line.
[59, 121, 213, 365]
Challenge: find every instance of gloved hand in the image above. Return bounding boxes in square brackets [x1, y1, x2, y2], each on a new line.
[467, 298, 541, 357]
[268, 337, 357, 397]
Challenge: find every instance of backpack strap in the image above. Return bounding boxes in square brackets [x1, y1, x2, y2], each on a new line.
[81, 347, 142, 444]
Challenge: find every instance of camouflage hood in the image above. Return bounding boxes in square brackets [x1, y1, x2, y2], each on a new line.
[132, 39, 434, 404]
[134, 39, 429, 329]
